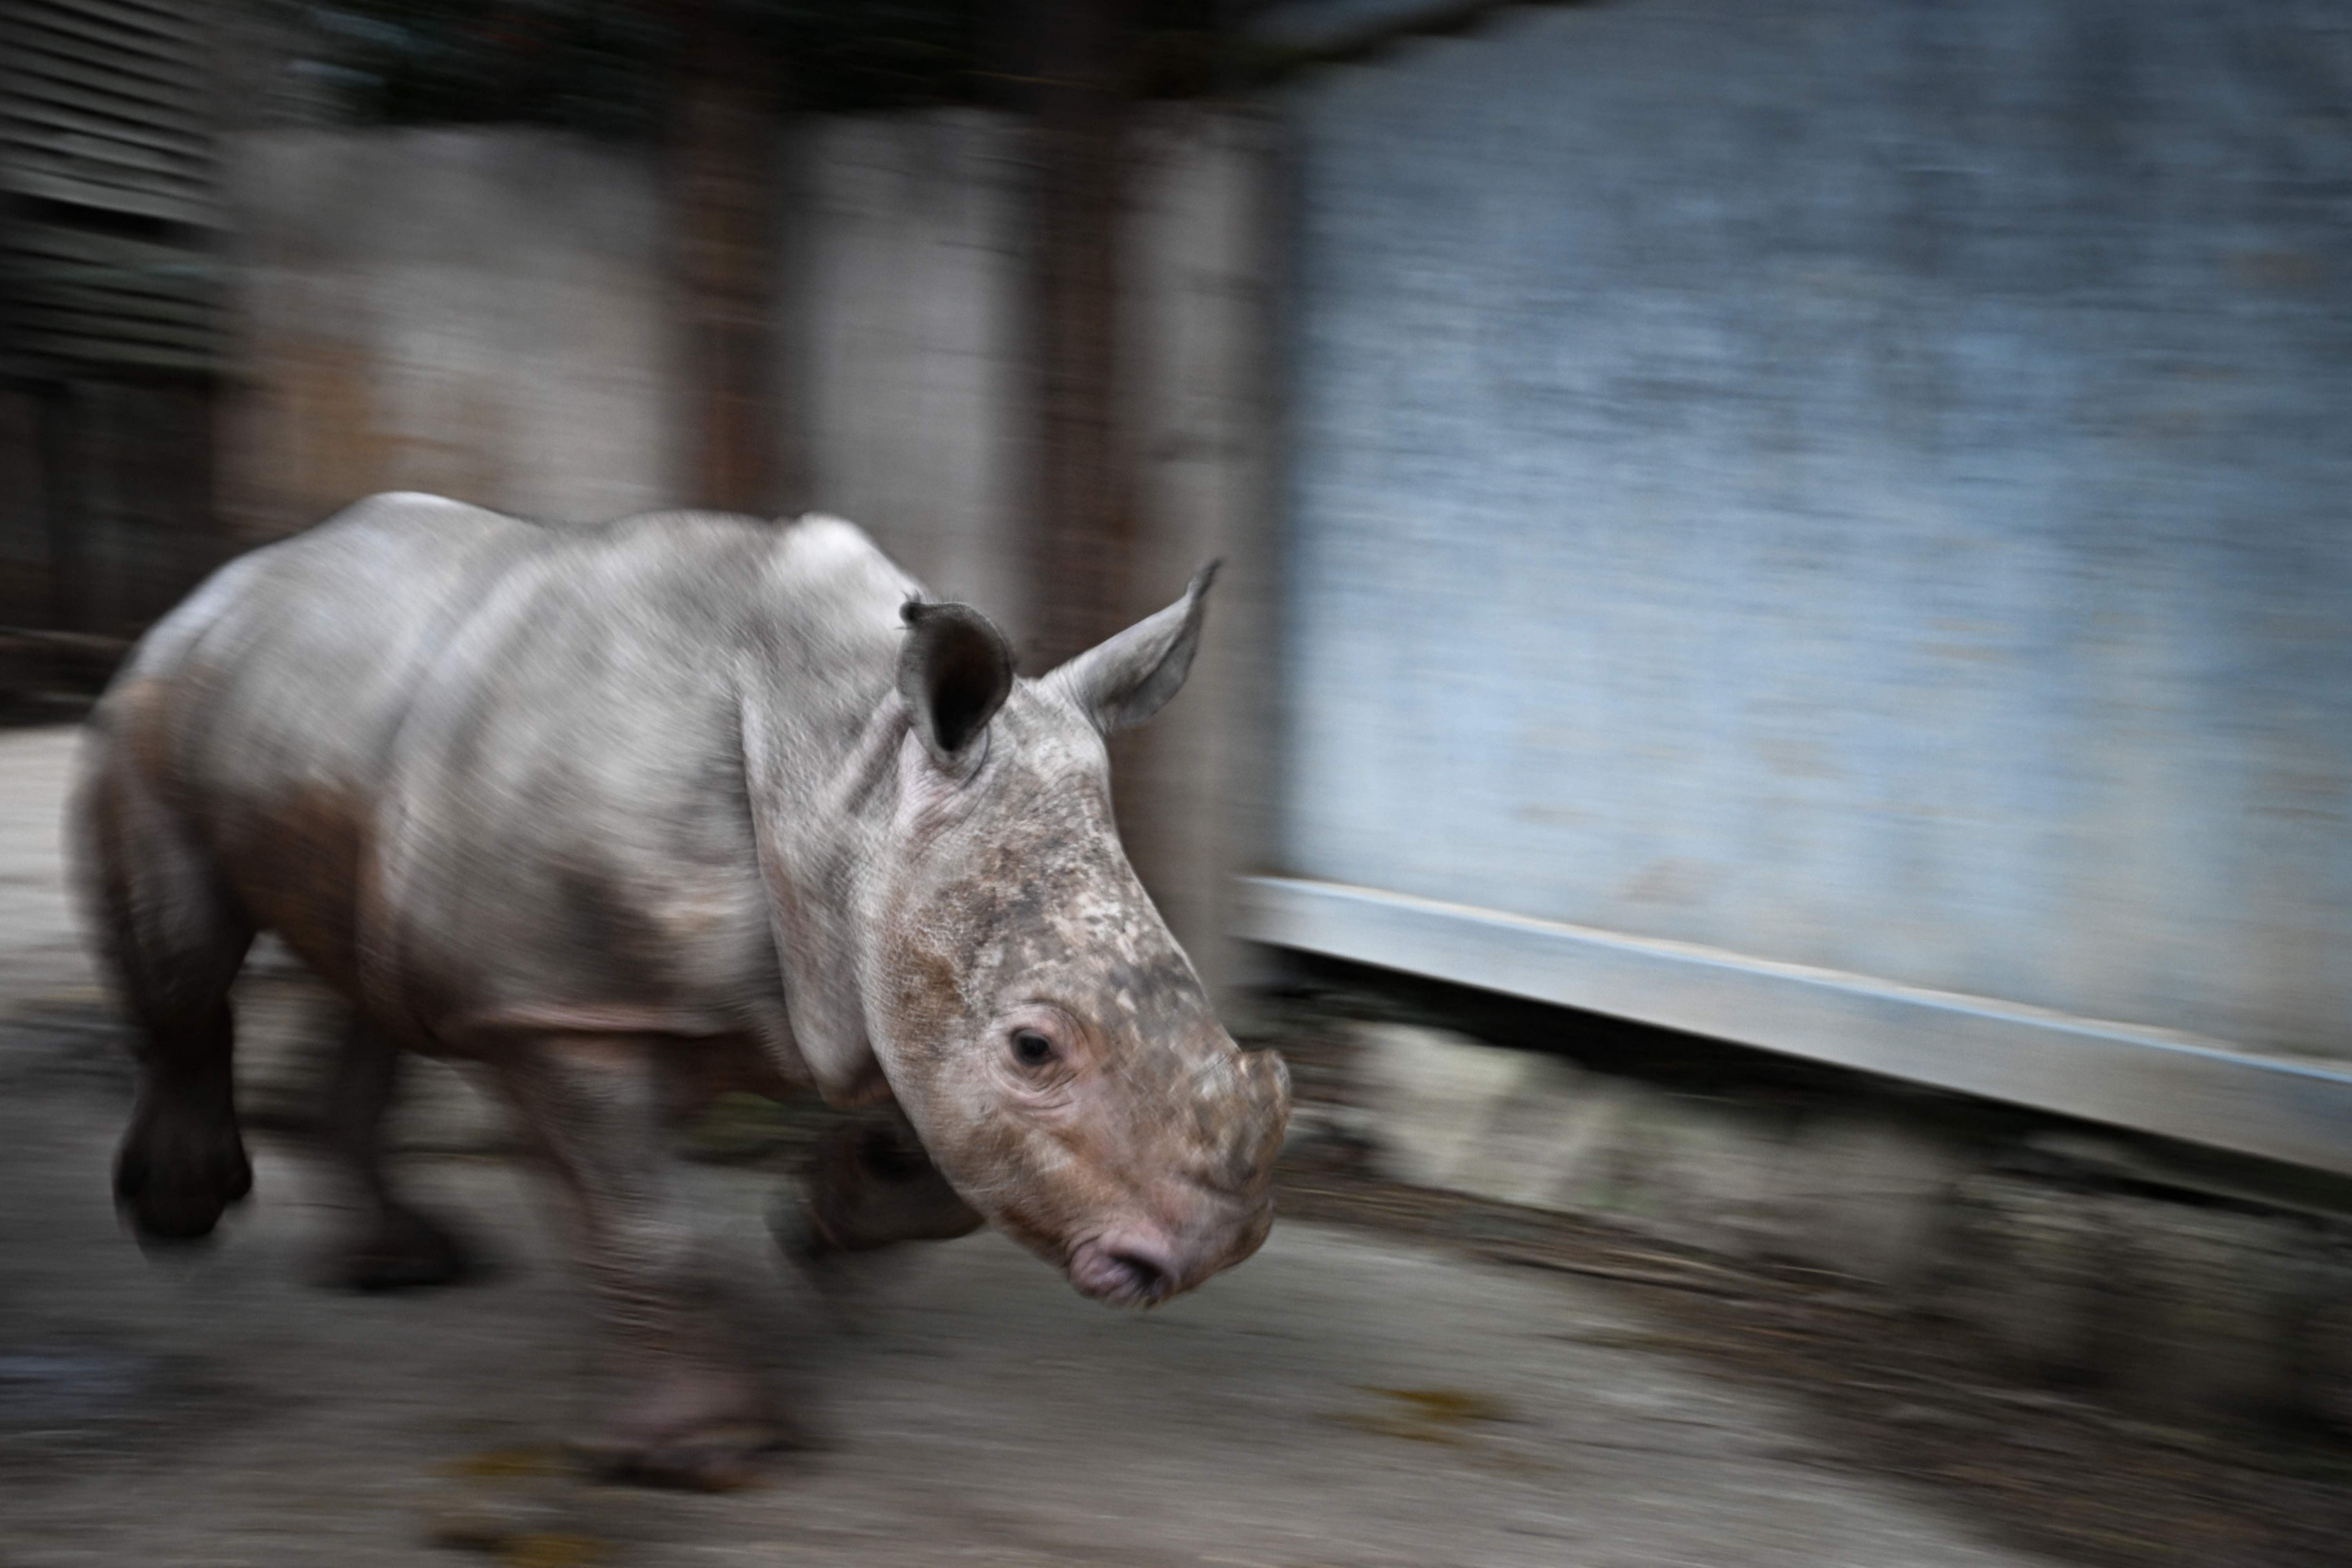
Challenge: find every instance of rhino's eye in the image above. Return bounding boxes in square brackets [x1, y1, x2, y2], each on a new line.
[1011, 1029, 1057, 1068]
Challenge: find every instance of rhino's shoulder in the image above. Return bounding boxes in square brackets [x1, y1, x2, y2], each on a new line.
[760, 512, 924, 642]
[571, 508, 922, 672]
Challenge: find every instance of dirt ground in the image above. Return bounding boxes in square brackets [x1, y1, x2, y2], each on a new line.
[5, 725, 2348, 1568]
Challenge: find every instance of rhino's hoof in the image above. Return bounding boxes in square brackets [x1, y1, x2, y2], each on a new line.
[114, 1104, 253, 1243]
[768, 1194, 840, 1269]
[577, 1367, 793, 1490]
[334, 1203, 477, 1291]
[575, 1427, 782, 1492]
[768, 1195, 889, 1326]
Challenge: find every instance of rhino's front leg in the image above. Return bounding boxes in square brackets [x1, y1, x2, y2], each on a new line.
[498, 1034, 783, 1490]
[782, 1109, 982, 1263]
[320, 1015, 474, 1290]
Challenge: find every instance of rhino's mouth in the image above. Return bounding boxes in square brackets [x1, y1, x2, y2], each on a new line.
[1066, 1235, 1178, 1308]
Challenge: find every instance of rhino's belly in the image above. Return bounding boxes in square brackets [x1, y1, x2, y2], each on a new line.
[377, 854, 800, 1067]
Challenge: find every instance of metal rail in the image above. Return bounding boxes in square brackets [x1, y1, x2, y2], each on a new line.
[1235, 875, 2352, 1177]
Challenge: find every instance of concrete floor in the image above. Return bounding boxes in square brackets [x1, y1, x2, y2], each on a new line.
[0, 726, 2050, 1567]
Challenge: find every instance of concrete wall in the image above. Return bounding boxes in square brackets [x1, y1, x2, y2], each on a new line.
[221, 131, 683, 540]
[1112, 109, 1290, 1000]
[1308, 1013, 2352, 1432]
[1274, 0, 2352, 1057]
[794, 113, 1033, 646]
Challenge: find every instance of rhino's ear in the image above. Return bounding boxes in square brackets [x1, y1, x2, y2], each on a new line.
[898, 599, 1015, 769]
[1044, 561, 1220, 734]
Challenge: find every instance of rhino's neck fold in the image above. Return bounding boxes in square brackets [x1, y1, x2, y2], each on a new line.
[737, 668, 903, 1106]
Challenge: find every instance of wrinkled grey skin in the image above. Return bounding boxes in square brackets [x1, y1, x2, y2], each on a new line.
[73, 492, 1290, 1486]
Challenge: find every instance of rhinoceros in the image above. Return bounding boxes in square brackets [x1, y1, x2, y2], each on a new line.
[74, 491, 1290, 1485]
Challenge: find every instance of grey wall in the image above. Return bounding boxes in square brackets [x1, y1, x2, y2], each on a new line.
[1114, 110, 1290, 1002]
[795, 113, 1033, 646]
[221, 131, 683, 540]
[1276, 0, 2352, 1056]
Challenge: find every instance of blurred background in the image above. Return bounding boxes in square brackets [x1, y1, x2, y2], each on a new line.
[5, 2, 2352, 1563]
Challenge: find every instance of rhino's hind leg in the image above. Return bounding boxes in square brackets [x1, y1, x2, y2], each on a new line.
[114, 1000, 251, 1242]
[499, 1034, 787, 1491]
[320, 1016, 475, 1289]
[83, 727, 258, 1242]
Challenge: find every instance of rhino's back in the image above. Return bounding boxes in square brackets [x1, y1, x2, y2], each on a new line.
[327, 504, 918, 1054]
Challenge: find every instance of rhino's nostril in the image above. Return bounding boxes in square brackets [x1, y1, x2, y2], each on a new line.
[1070, 1236, 1179, 1307]
[1106, 1250, 1169, 1302]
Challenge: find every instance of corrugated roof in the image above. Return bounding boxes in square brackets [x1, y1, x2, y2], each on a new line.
[2, 0, 225, 374]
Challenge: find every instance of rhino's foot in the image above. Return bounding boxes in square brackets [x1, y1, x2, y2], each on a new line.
[574, 1367, 791, 1492]
[332, 1201, 476, 1291]
[115, 1095, 253, 1243]
[579, 1426, 779, 1492]
[768, 1192, 843, 1270]
[769, 1196, 895, 1333]
[773, 1116, 984, 1276]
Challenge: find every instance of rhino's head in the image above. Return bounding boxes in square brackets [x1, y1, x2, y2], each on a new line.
[862, 569, 1290, 1307]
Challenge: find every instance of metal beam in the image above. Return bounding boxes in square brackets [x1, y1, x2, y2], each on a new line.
[1234, 875, 2352, 1177]
[1247, 2, 1532, 59]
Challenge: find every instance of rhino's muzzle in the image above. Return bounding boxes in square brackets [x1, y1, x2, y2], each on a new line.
[1065, 1184, 1278, 1310]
